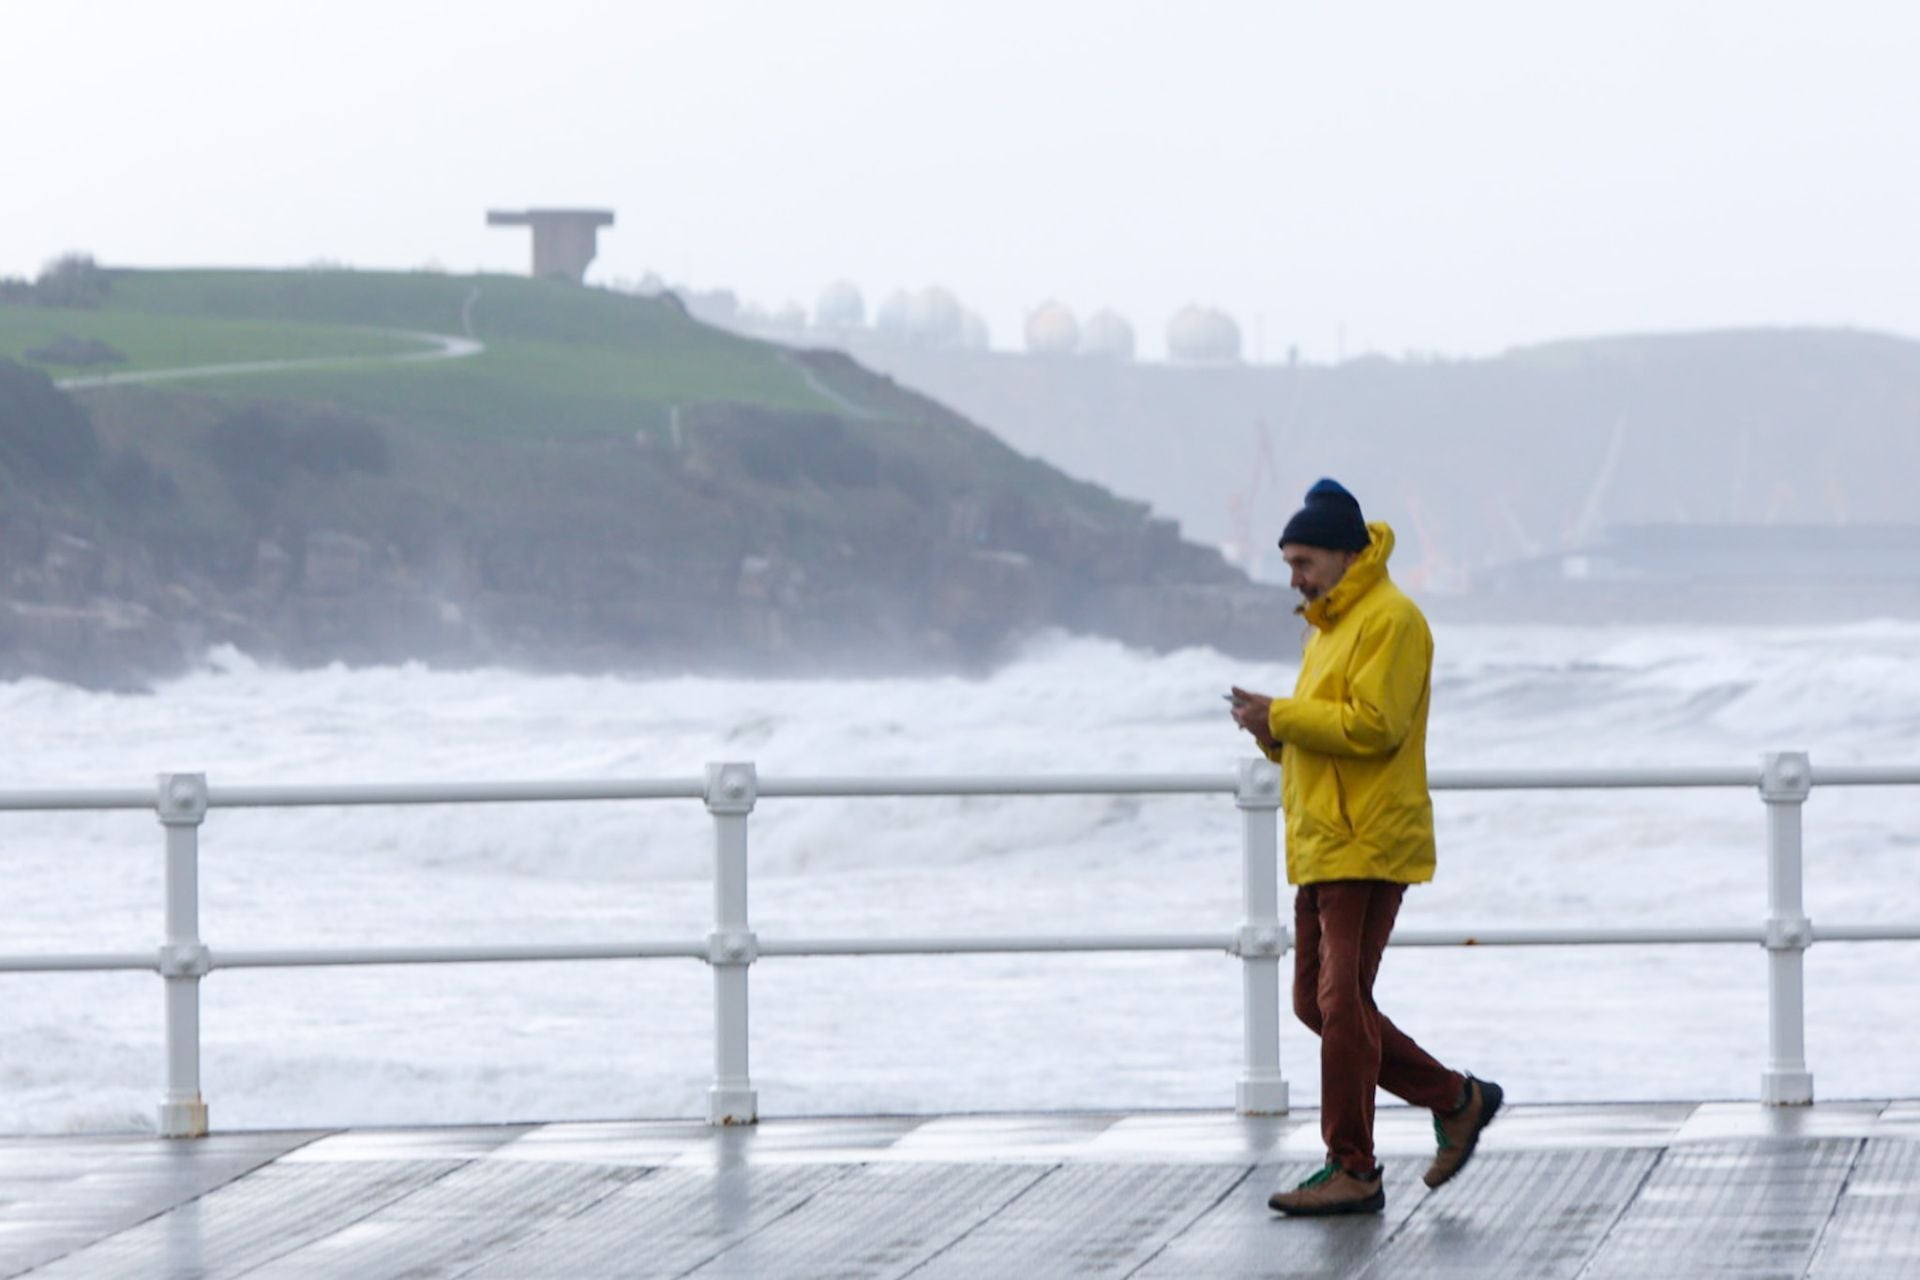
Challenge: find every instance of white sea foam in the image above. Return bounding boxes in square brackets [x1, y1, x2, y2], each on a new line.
[1, 622, 1916, 1133]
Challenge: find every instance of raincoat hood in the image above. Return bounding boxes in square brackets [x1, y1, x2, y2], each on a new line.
[1300, 522, 1395, 631]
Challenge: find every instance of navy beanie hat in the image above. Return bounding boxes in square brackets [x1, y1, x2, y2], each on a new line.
[1278, 478, 1370, 552]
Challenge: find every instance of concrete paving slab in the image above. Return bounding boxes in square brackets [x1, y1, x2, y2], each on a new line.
[458, 1165, 852, 1280]
[682, 1162, 1046, 1279]
[1078, 1112, 1301, 1164]
[909, 1162, 1247, 1278]
[5, 1105, 1920, 1278]
[239, 1159, 644, 1280]
[1579, 1138, 1860, 1279]
[1463, 1101, 1694, 1151]
[884, 1112, 1123, 1163]
[23, 1159, 464, 1279]
[1872, 1101, 1920, 1142]
[1809, 1139, 1920, 1278]
[1672, 1101, 1888, 1145]
[0, 1130, 311, 1278]
[675, 1116, 927, 1167]
[1359, 1147, 1659, 1279]
[489, 1119, 716, 1167]
[1135, 1159, 1425, 1279]
[276, 1124, 530, 1163]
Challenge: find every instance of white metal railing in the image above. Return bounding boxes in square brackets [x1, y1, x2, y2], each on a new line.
[1, 751, 1917, 1136]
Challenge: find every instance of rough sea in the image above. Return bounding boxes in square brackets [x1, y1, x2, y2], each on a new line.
[2, 622, 1916, 1133]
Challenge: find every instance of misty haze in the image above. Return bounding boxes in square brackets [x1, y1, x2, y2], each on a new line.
[0, 9, 1917, 1273]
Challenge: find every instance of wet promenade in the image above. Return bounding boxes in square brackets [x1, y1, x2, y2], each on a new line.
[2, 1101, 1916, 1278]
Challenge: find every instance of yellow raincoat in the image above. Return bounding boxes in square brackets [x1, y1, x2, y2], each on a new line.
[1264, 522, 1436, 885]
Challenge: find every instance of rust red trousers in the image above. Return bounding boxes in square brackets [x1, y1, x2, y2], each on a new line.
[1293, 880, 1464, 1175]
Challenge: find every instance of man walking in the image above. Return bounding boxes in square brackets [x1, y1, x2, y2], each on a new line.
[1230, 478, 1500, 1217]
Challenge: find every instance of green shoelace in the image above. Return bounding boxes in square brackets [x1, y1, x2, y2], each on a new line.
[1298, 1163, 1339, 1189]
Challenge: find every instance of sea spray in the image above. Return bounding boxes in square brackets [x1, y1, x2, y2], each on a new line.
[1, 623, 1916, 1131]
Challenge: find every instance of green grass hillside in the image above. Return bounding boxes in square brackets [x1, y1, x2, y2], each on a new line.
[87, 269, 854, 435]
[0, 306, 429, 375]
[1, 267, 1268, 685]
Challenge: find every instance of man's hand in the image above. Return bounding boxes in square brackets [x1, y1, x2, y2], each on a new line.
[1228, 686, 1278, 750]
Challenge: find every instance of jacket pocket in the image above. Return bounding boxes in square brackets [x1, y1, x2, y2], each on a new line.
[1293, 759, 1354, 840]
[1329, 760, 1355, 836]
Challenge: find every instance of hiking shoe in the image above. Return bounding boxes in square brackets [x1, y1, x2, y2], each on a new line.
[1424, 1074, 1503, 1189]
[1268, 1162, 1385, 1216]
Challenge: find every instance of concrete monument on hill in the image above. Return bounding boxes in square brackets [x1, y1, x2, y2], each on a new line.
[486, 208, 615, 283]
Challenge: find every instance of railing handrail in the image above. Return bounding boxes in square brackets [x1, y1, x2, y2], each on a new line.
[4, 761, 1919, 813]
[3, 753, 1915, 1135]
[14, 919, 1920, 979]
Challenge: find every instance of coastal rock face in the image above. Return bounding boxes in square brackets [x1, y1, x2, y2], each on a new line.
[0, 360, 1295, 687]
[0, 356, 101, 481]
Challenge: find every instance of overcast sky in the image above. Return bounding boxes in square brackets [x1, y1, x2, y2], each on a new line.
[8, 1, 1918, 359]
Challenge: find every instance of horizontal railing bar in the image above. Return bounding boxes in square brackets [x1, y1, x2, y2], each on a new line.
[0, 953, 156, 972]
[1392, 926, 1763, 946]
[5, 765, 1918, 815]
[186, 925, 1920, 967]
[1427, 766, 1759, 790]
[0, 790, 154, 812]
[756, 774, 1237, 798]
[212, 942, 710, 968]
[774, 924, 1920, 953]
[1811, 765, 1920, 786]
[758, 933, 1233, 956]
[207, 780, 707, 808]
[1812, 924, 1920, 942]
[15, 923, 1920, 978]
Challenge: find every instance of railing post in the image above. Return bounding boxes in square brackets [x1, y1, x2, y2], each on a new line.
[155, 773, 211, 1138]
[1233, 758, 1289, 1114]
[1759, 750, 1814, 1106]
[704, 762, 759, 1125]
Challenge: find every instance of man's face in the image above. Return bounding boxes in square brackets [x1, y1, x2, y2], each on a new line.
[1281, 543, 1359, 602]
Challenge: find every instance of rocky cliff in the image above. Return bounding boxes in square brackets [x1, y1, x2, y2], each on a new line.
[1, 281, 1297, 688]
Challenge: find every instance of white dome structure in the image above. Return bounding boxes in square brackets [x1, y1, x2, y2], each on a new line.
[814, 280, 866, 331]
[907, 286, 964, 348]
[1167, 306, 1243, 363]
[1025, 301, 1080, 355]
[1080, 308, 1136, 360]
[874, 289, 915, 340]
